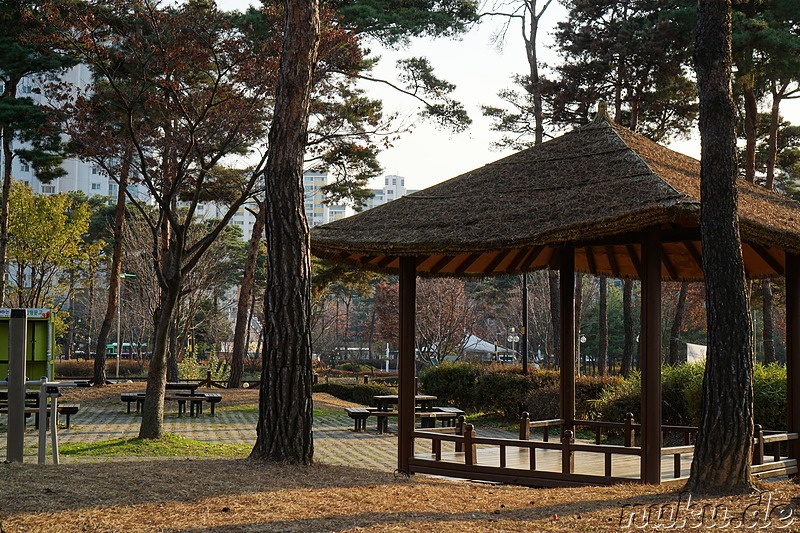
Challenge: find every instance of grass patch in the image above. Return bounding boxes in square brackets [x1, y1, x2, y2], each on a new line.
[58, 433, 250, 458]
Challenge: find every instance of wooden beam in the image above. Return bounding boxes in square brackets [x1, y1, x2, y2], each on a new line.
[786, 253, 800, 464]
[585, 246, 597, 275]
[483, 249, 513, 275]
[625, 245, 642, 278]
[559, 247, 576, 436]
[376, 255, 396, 269]
[505, 248, 531, 273]
[682, 241, 704, 272]
[454, 253, 484, 274]
[398, 257, 417, 474]
[519, 246, 546, 272]
[605, 246, 620, 278]
[640, 226, 662, 485]
[429, 255, 456, 275]
[748, 243, 785, 276]
[661, 247, 679, 280]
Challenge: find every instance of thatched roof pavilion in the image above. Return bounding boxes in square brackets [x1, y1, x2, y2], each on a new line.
[310, 111, 800, 487]
[312, 114, 800, 280]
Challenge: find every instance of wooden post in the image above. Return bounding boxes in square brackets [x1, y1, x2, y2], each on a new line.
[463, 423, 477, 465]
[519, 411, 531, 440]
[752, 424, 764, 465]
[559, 247, 576, 436]
[561, 429, 574, 474]
[640, 226, 662, 484]
[397, 256, 417, 473]
[455, 415, 465, 452]
[624, 412, 635, 447]
[786, 253, 800, 464]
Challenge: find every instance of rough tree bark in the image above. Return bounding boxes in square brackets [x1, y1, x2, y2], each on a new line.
[229, 204, 265, 388]
[93, 156, 130, 386]
[688, 0, 755, 493]
[251, 0, 320, 464]
[668, 281, 689, 365]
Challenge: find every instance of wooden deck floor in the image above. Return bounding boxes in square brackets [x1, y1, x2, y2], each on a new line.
[414, 445, 693, 481]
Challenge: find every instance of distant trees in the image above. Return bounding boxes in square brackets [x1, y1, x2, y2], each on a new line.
[0, 0, 77, 306]
[5, 183, 101, 309]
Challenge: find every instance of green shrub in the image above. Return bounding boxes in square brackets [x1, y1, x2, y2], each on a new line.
[593, 372, 642, 423]
[576, 376, 623, 419]
[524, 385, 559, 420]
[474, 371, 531, 418]
[339, 363, 373, 373]
[753, 363, 787, 430]
[419, 362, 482, 410]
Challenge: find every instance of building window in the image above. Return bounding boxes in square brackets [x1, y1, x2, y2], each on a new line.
[20, 162, 30, 172]
[21, 85, 32, 94]
[233, 220, 244, 225]
[22, 180, 30, 187]
[41, 185, 55, 194]
[387, 189, 394, 195]
[92, 166, 99, 175]
[91, 183, 101, 190]
[392, 178, 396, 185]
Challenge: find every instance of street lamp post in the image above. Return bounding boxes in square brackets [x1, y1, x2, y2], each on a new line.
[578, 333, 587, 375]
[507, 327, 520, 365]
[116, 273, 136, 379]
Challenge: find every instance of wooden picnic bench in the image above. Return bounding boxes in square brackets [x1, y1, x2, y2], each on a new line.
[121, 391, 222, 417]
[345, 406, 465, 433]
[0, 403, 80, 428]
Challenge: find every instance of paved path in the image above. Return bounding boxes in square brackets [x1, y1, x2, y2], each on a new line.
[0, 406, 517, 471]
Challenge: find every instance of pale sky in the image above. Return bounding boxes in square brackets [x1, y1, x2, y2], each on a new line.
[218, 0, 799, 193]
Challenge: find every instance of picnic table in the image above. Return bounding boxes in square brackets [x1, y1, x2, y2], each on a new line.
[373, 394, 437, 412]
[166, 382, 200, 394]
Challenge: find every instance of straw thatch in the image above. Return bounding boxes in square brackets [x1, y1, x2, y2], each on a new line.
[311, 113, 800, 281]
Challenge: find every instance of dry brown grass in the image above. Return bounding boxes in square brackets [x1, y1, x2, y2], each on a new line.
[57, 383, 357, 412]
[1, 459, 799, 532]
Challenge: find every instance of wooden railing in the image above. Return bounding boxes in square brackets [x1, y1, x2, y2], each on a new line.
[413, 413, 799, 484]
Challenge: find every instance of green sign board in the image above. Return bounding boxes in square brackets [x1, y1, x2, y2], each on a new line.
[0, 308, 54, 381]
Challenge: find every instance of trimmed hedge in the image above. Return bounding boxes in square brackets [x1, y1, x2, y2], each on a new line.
[312, 382, 395, 406]
[55, 359, 146, 378]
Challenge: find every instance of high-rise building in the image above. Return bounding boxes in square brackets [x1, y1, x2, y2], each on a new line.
[363, 174, 417, 210]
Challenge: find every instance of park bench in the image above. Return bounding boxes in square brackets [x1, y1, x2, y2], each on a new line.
[345, 406, 465, 433]
[121, 391, 222, 416]
[0, 403, 80, 428]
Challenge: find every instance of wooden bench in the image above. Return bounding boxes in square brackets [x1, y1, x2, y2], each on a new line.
[121, 392, 145, 413]
[345, 407, 371, 431]
[345, 407, 465, 433]
[122, 392, 221, 417]
[0, 403, 80, 428]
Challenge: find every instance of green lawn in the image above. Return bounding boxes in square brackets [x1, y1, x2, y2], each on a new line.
[58, 434, 250, 458]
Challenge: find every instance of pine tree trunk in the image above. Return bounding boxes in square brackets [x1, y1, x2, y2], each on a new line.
[229, 204, 265, 388]
[668, 282, 689, 364]
[251, 0, 319, 464]
[93, 157, 130, 386]
[688, 0, 754, 493]
[598, 277, 608, 376]
[621, 279, 634, 377]
[765, 84, 781, 190]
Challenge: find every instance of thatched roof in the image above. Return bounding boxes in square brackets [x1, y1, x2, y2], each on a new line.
[311, 114, 800, 281]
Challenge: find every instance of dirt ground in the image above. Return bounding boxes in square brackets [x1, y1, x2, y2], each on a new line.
[5, 384, 800, 532]
[1, 459, 799, 532]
